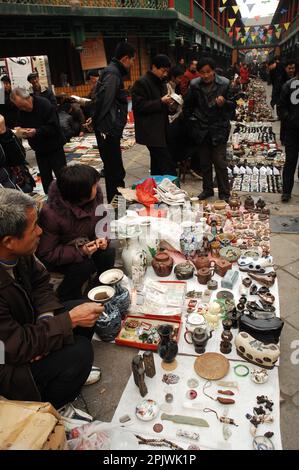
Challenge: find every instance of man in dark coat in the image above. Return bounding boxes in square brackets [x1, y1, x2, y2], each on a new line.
[279, 64, 299, 203]
[27, 72, 57, 108]
[11, 87, 66, 194]
[0, 76, 18, 129]
[183, 57, 236, 201]
[0, 189, 104, 407]
[92, 42, 136, 203]
[132, 54, 177, 177]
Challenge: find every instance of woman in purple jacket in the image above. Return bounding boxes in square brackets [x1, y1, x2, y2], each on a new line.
[37, 164, 115, 301]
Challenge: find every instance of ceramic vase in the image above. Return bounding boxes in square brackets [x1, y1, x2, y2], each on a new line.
[121, 234, 147, 288]
[99, 269, 131, 319]
[157, 325, 178, 363]
[95, 300, 122, 342]
[180, 222, 200, 259]
[139, 220, 159, 266]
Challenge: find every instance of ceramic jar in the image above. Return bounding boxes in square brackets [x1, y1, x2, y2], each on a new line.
[191, 254, 211, 270]
[121, 234, 147, 288]
[174, 262, 195, 280]
[213, 200, 227, 211]
[157, 325, 178, 363]
[180, 222, 200, 259]
[95, 300, 122, 342]
[152, 252, 174, 277]
[99, 269, 131, 319]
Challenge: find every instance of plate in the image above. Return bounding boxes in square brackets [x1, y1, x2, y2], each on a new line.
[99, 268, 124, 285]
[219, 246, 241, 263]
[136, 399, 159, 421]
[88, 286, 115, 303]
[194, 353, 230, 380]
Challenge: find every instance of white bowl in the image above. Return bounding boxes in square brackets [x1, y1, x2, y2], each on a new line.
[99, 268, 124, 285]
[88, 286, 115, 303]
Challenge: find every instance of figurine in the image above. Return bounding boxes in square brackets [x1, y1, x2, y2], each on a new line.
[132, 355, 148, 397]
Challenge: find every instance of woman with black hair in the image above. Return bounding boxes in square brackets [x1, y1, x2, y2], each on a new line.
[37, 164, 115, 301]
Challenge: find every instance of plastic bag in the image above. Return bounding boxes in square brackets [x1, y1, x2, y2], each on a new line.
[136, 177, 158, 207]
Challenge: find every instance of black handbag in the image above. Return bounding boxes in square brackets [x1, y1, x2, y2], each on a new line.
[239, 313, 284, 344]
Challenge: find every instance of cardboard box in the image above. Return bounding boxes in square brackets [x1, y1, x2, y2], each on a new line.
[0, 399, 67, 450]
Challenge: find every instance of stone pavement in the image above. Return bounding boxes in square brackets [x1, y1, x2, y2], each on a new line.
[26, 85, 299, 449]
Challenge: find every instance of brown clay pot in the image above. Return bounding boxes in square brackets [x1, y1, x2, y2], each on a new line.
[214, 258, 232, 277]
[196, 267, 213, 285]
[152, 252, 174, 277]
[191, 254, 211, 270]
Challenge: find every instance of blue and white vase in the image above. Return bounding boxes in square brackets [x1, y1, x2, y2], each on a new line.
[180, 222, 199, 259]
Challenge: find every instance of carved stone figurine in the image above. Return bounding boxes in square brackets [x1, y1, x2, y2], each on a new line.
[132, 355, 148, 397]
[143, 351, 156, 378]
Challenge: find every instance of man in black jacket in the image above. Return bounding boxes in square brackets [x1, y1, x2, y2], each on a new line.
[92, 42, 136, 203]
[27, 72, 57, 108]
[11, 87, 66, 194]
[279, 64, 299, 202]
[183, 57, 236, 201]
[132, 54, 177, 177]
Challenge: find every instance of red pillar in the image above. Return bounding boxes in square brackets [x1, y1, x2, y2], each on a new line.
[189, 0, 194, 19]
[168, 0, 175, 8]
[211, 0, 215, 33]
[217, 0, 221, 26]
[202, 0, 206, 28]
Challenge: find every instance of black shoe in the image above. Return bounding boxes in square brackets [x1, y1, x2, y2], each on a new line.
[219, 194, 230, 203]
[198, 191, 214, 200]
[281, 194, 291, 203]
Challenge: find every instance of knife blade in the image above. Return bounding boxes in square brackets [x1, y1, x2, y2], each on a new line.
[161, 413, 209, 427]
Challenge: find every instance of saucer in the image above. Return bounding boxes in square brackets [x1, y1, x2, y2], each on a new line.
[136, 399, 159, 422]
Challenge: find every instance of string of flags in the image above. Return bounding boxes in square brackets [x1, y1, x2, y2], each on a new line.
[216, 0, 292, 44]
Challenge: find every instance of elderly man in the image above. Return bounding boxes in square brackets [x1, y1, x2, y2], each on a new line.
[27, 72, 57, 108]
[0, 75, 18, 128]
[0, 189, 104, 411]
[10, 87, 66, 194]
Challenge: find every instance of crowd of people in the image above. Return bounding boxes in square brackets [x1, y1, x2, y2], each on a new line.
[0, 42, 299, 414]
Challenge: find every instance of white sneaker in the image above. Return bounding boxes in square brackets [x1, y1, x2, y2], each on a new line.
[84, 366, 102, 386]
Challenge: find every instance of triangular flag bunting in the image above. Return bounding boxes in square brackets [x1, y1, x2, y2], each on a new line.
[229, 31, 234, 38]
[247, 4, 255, 13]
[275, 31, 281, 39]
[245, 27, 250, 33]
[235, 27, 241, 33]
[226, 27, 231, 34]
[284, 23, 290, 30]
[222, 0, 228, 4]
[241, 37, 246, 44]
[232, 6, 240, 14]
[219, 6, 226, 13]
[254, 26, 260, 32]
[274, 24, 280, 29]
[268, 29, 273, 35]
[228, 18, 236, 27]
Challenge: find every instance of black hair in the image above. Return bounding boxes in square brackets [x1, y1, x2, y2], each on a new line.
[169, 65, 184, 79]
[86, 69, 99, 79]
[197, 57, 216, 71]
[283, 59, 296, 67]
[56, 165, 100, 205]
[1, 75, 11, 84]
[114, 42, 136, 60]
[152, 54, 171, 69]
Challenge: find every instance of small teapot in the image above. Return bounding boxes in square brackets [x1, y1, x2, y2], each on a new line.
[152, 252, 174, 277]
[184, 327, 213, 354]
[191, 254, 211, 270]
